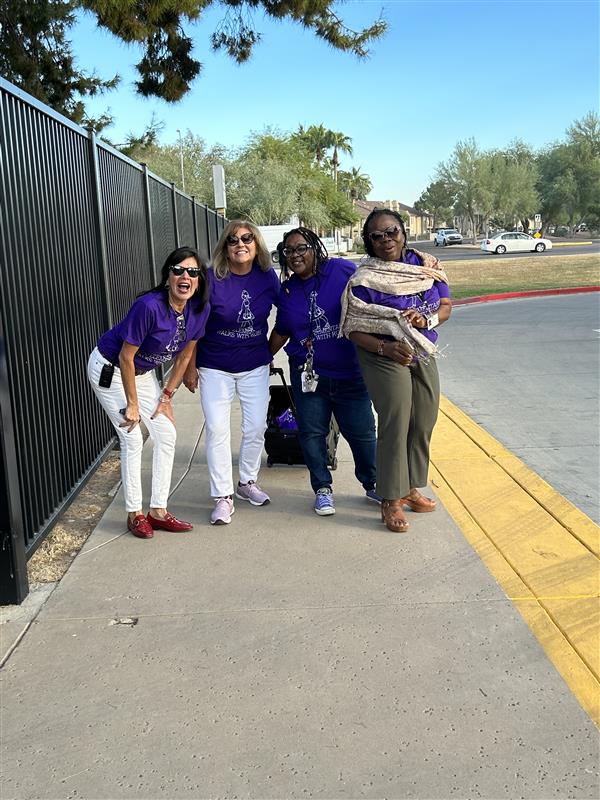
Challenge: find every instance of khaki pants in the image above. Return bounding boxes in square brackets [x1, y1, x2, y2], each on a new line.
[357, 347, 440, 500]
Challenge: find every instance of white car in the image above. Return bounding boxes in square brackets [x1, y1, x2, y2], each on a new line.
[480, 231, 553, 254]
[434, 228, 463, 246]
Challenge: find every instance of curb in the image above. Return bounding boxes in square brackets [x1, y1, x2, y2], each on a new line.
[431, 397, 600, 726]
[454, 286, 600, 306]
[553, 240, 594, 247]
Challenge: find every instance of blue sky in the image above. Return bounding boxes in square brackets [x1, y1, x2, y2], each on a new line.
[73, 0, 599, 205]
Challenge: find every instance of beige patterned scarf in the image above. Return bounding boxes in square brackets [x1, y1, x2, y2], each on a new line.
[339, 250, 449, 360]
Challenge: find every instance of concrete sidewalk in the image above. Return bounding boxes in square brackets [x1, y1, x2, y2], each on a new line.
[1, 373, 599, 799]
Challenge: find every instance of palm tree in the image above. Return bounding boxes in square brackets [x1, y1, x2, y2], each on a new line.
[293, 124, 334, 167]
[339, 166, 372, 201]
[329, 132, 353, 185]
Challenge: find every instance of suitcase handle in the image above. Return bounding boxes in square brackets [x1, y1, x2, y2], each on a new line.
[269, 365, 297, 414]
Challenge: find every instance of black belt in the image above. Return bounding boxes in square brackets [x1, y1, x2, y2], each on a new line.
[98, 347, 151, 377]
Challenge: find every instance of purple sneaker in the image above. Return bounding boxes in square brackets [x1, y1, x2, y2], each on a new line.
[235, 481, 270, 506]
[210, 496, 234, 525]
[314, 487, 335, 516]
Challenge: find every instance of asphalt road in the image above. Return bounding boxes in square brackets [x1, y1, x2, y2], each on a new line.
[437, 292, 600, 521]
[414, 239, 599, 261]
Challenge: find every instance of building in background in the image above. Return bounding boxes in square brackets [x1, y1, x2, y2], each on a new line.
[349, 200, 434, 243]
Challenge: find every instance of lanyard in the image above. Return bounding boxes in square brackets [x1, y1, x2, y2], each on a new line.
[303, 274, 321, 345]
[301, 274, 321, 372]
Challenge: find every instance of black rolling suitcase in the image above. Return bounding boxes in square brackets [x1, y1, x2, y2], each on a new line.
[265, 367, 339, 469]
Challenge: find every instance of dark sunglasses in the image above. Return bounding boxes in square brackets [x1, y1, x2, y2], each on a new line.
[170, 265, 202, 278]
[226, 232, 255, 246]
[369, 225, 402, 242]
[282, 244, 312, 257]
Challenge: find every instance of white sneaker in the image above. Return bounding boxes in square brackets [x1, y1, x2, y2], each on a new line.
[210, 496, 235, 525]
[235, 481, 270, 506]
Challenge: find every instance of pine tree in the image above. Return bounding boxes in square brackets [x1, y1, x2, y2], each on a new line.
[81, 0, 386, 101]
[0, 0, 118, 129]
[1, 1, 386, 127]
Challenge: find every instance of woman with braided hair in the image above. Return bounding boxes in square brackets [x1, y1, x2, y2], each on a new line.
[340, 209, 452, 533]
[269, 227, 379, 517]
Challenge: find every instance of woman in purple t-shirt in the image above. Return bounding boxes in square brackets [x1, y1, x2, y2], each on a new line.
[183, 221, 279, 525]
[341, 209, 452, 534]
[269, 228, 378, 517]
[88, 247, 210, 539]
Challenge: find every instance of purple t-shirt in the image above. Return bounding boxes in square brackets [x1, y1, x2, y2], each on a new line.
[97, 291, 210, 371]
[274, 258, 362, 380]
[352, 250, 451, 344]
[196, 265, 280, 372]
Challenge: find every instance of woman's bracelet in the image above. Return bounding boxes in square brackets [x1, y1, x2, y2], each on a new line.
[159, 394, 172, 404]
[377, 339, 386, 357]
[162, 387, 176, 399]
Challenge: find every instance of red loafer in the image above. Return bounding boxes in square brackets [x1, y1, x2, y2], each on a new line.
[146, 512, 193, 532]
[127, 514, 154, 539]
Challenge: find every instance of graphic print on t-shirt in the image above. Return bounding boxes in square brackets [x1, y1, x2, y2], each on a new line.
[218, 289, 260, 339]
[138, 312, 186, 365]
[165, 313, 186, 353]
[300, 289, 338, 345]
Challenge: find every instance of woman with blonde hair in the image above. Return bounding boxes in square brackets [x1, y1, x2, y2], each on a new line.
[184, 220, 279, 524]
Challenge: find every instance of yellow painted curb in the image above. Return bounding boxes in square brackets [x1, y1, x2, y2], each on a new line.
[552, 241, 594, 247]
[431, 396, 600, 726]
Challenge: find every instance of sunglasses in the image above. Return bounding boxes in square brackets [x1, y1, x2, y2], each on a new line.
[369, 225, 402, 243]
[282, 244, 312, 257]
[226, 232, 255, 246]
[170, 265, 202, 278]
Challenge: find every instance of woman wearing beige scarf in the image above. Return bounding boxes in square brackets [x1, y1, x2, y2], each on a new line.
[340, 209, 452, 532]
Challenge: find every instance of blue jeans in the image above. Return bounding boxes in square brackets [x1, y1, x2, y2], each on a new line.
[289, 364, 377, 494]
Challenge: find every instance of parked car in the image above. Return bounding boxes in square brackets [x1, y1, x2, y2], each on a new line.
[434, 228, 463, 246]
[480, 232, 553, 254]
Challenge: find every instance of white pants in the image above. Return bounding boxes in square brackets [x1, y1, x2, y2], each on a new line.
[87, 348, 177, 511]
[199, 365, 269, 498]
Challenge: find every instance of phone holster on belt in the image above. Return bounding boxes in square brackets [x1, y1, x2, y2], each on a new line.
[98, 362, 115, 388]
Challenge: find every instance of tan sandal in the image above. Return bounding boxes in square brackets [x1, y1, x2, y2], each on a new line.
[401, 490, 436, 513]
[381, 500, 409, 533]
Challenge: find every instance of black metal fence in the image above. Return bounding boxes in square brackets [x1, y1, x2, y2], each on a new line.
[0, 77, 226, 603]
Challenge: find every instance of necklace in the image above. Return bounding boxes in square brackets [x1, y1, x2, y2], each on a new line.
[168, 293, 186, 315]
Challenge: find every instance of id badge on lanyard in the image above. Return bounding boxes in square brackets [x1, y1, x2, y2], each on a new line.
[301, 338, 318, 393]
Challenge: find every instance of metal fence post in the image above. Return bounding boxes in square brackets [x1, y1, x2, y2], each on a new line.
[87, 129, 113, 330]
[171, 183, 179, 247]
[0, 314, 29, 604]
[213, 211, 219, 246]
[191, 197, 199, 250]
[142, 164, 158, 286]
[205, 205, 212, 254]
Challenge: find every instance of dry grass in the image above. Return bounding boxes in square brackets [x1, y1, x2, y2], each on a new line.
[28, 451, 121, 583]
[444, 252, 599, 299]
